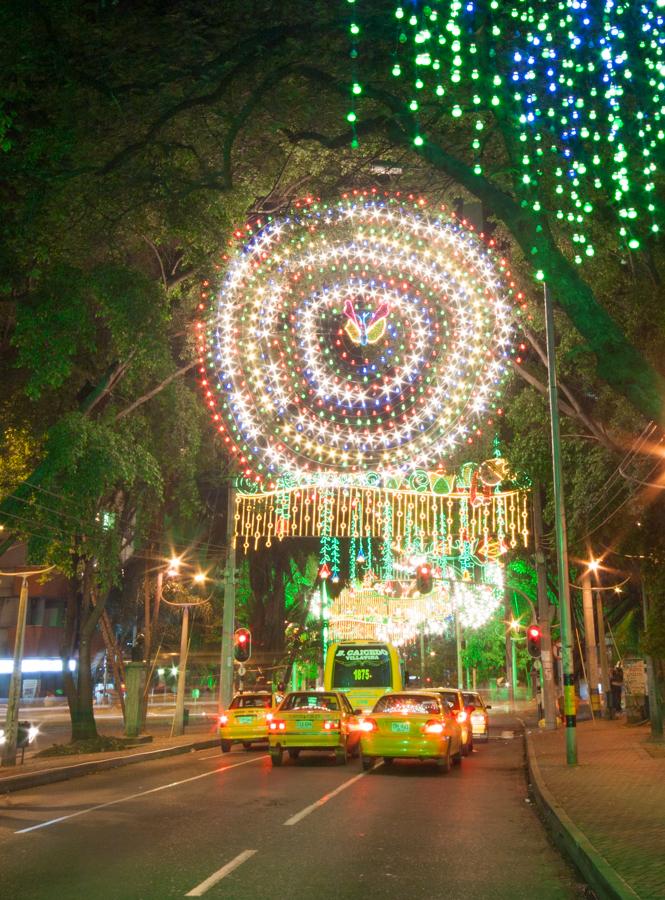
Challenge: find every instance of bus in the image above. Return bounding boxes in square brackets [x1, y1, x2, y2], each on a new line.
[324, 640, 402, 712]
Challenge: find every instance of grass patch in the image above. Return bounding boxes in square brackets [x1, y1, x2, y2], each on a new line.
[34, 736, 135, 757]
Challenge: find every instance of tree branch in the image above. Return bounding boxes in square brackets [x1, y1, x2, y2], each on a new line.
[115, 361, 197, 421]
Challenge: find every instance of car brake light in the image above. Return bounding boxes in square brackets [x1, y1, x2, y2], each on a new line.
[423, 720, 445, 735]
[456, 710, 468, 724]
[219, 715, 228, 725]
[323, 720, 340, 731]
[269, 719, 286, 731]
[358, 718, 377, 732]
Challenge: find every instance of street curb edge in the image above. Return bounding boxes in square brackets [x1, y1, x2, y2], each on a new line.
[523, 728, 640, 900]
[0, 738, 220, 794]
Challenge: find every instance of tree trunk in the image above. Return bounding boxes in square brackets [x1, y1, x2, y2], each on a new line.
[70, 634, 98, 741]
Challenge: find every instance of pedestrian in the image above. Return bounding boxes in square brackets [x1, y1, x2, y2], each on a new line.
[610, 664, 624, 715]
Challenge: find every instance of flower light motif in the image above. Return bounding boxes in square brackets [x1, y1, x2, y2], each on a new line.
[204, 194, 517, 479]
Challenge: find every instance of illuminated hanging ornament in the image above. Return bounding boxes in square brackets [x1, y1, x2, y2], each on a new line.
[356, 547, 366, 565]
[202, 193, 516, 479]
[319, 562, 332, 580]
[346, 3, 664, 262]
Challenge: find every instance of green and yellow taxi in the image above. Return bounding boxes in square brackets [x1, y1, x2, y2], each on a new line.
[359, 691, 463, 772]
[219, 692, 276, 752]
[268, 691, 361, 766]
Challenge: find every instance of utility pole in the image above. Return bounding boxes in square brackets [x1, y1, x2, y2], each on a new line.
[455, 609, 463, 689]
[581, 572, 601, 715]
[532, 483, 558, 729]
[641, 581, 663, 741]
[1, 566, 53, 767]
[172, 605, 190, 736]
[504, 588, 515, 712]
[595, 593, 610, 715]
[219, 482, 236, 710]
[544, 283, 577, 765]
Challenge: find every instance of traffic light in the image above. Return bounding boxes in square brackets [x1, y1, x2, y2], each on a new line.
[527, 624, 542, 659]
[416, 563, 433, 595]
[234, 628, 252, 663]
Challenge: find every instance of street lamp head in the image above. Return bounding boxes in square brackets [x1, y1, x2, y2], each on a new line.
[510, 618, 520, 631]
[193, 571, 206, 585]
[587, 559, 600, 572]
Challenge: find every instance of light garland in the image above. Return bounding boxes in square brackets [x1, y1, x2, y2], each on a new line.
[346, 3, 664, 263]
[231, 473, 529, 552]
[326, 573, 503, 645]
[199, 193, 518, 481]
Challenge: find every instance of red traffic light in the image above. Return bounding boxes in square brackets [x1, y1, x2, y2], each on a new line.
[416, 563, 433, 595]
[234, 628, 252, 662]
[527, 624, 542, 658]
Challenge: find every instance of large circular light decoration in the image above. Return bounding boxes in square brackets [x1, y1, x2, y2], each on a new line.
[201, 192, 517, 481]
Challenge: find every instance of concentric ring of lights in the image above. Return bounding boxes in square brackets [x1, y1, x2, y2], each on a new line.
[200, 192, 517, 481]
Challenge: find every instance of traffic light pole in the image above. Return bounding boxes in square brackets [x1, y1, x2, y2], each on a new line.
[544, 283, 577, 765]
[219, 482, 236, 710]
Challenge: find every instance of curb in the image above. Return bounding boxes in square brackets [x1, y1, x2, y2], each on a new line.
[0, 738, 220, 795]
[524, 729, 640, 900]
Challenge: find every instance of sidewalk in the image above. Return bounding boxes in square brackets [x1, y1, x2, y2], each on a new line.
[0, 724, 221, 794]
[526, 717, 665, 900]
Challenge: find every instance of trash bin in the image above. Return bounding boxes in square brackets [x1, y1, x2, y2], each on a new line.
[183, 708, 190, 726]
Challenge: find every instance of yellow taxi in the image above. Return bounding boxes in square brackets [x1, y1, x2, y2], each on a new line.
[219, 692, 276, 752]
[268, 691, 361, 766]
[462, 690, 491, 742]
[359, 691, 463, 772]
[432, 687, 474, 755]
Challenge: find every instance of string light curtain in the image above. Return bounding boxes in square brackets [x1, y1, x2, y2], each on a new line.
[345, 2, 663, 267]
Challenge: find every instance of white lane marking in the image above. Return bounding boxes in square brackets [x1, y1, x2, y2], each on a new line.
[500, 730, 515, 740]
[15, 756, 268, 834]
[283, 769, 372, 826]
[185, 849, 257, 896]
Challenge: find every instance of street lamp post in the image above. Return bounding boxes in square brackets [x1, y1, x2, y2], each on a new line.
[544, 283, 577, 765]
[1, 565, 54, 767]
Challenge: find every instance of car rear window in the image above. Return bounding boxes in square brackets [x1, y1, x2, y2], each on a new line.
[439, 691, 462, 710]
[373, 694, 441, 715]
[229, 695, 271, 709]
[281, 693, 340, 711]
[463, 693, 482, 708]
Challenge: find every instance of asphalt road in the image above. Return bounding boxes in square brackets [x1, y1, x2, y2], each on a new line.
[0, 714, 590, 900]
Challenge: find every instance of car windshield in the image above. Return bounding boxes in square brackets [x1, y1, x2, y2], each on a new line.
[281, 693, 340, 711]
[229, 695, 271, 709]
[373, 694, 440, 715]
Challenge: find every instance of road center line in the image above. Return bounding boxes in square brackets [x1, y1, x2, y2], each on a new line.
[185, 849, 257, 896]
[283, 768, 374, 826]
[15, 755, 268, 834]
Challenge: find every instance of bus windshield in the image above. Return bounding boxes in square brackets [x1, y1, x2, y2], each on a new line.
[331, 644, 392, 689]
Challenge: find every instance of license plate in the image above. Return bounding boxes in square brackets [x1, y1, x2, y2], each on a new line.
[237, 716, 254, 725]
[391, 721, 410, 733]
[296, 720, 313, 729]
